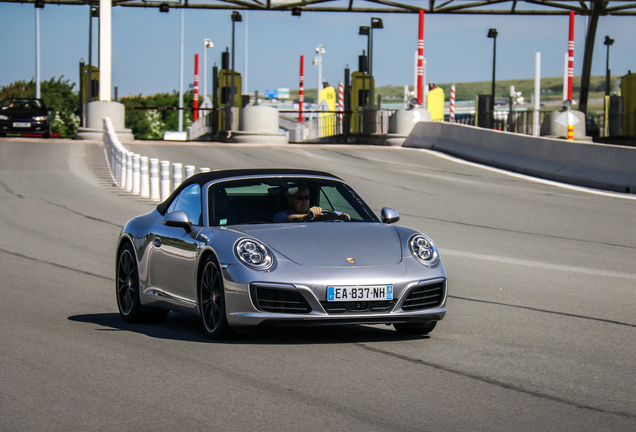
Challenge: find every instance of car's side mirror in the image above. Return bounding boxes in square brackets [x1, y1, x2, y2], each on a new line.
[381, 207, 400, 224]
[163, 211, 193, 233]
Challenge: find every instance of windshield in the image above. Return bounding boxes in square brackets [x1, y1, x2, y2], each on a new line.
[1, 98, 43, 110]
[208, 178, 379, 226]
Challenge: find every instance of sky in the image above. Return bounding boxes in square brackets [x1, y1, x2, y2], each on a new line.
[0, 2, 634, 99]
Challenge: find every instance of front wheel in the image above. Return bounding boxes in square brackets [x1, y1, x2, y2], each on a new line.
[198, 256, 234, 340]
[394, 321, 437, 335]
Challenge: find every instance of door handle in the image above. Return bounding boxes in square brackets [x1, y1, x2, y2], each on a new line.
[152, 238, 161, 248]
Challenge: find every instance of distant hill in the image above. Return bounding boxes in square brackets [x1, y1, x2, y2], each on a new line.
[286, 75, 616, 114]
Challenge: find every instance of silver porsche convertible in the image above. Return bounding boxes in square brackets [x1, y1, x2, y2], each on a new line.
[116, 169, 447, 339]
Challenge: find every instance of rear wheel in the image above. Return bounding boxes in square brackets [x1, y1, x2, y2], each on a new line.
[394, 321, 437, 335]
[116, 243, 168, 323]
[198, 256, 233, 340]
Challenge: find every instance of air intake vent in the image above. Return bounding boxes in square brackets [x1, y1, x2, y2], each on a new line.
[402, 281, 445, 311]
[251, 286, 312, 314]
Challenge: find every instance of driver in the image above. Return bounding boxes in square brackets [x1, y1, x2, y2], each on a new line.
[273, 186, 323, 222]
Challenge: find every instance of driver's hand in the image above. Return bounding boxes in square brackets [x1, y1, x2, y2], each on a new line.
[305, 206, 323, 221]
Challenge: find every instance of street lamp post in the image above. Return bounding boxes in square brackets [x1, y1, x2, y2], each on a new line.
[604, 35, 614, 97]
[358, 27, 369, 108]
[227, 11, 242, 131]
[314, 45, 325, 104]
[487, 28, 498, 129]
[203, 39, 214, 101]
[359, 18, 383, 109]
[35, 1, 44, 99]
[369, 17, 383, 109]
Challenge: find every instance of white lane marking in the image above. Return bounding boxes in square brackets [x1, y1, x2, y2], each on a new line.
[442, 249, 636, 280]
[421, 149, 636, 201]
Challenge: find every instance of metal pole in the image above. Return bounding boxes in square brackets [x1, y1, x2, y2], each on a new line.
[417, 10, 424, 106]
[317, 46, 323, 104]
[299, 55, 304, 123]
[231, 18, 235, 109]
[567, 10, 574, 101]
[79, 60, 84, 127]
[563, 52, 568, 101]
[178, 8, 184, 132]
[88, 8, 93, 103]
[491, 35, 496, 129]
[450, 85, 455, 122]
[369, 23, 373, 109]
[35, 6, 41, 99]
[244, 11, 248, 95]
[533, 52, 541, 136]
[203, 40, 207, 100]
[605, 42, 611, 96]
[567, 10, 575, 140]
[99, 0, 112, 101]
[194, 54, 199, 121]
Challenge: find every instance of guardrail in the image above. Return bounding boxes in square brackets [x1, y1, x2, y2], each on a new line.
[103, 117, 209, 202]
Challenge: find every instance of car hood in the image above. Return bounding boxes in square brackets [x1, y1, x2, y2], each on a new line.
[241, 223, 403, 267]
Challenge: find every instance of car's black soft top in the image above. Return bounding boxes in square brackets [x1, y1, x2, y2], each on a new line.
[156, 168, 341, 215]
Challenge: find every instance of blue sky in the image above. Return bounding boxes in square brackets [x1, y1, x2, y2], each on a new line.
[1, 3, 634, 98]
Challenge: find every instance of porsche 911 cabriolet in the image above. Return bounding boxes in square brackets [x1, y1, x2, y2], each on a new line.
[116, 169, 447, 339]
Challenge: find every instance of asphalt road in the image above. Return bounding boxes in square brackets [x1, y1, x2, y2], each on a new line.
[1, 137, 635, 431]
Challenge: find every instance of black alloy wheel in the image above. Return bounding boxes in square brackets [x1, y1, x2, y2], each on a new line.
[199, 256, 233, 340]
[116, 243, 168, 323]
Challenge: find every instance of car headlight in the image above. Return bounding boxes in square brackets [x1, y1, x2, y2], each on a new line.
[409, 234, 440, 266]
[234, 238, 273, 270]
[33, 116, 48, 121]
[0, 115, 8, 120]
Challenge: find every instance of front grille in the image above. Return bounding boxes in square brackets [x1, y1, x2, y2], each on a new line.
[321, 300, 395, 314]
[401, 281, 445, 311]
[251, 286, 312, 314]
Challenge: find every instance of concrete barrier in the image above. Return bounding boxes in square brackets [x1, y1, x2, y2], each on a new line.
[403, 121, 636, 193]
[160, 161, 171, 201]
[149, 158, 160, 201]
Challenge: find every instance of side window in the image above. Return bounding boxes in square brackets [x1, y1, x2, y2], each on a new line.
[167, 184, 202, 226]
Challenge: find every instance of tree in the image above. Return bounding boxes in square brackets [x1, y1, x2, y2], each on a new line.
[120, 91, 193, 140]
[0, 77, 79, 137]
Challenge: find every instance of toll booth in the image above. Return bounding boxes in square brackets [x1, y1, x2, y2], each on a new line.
[426, 87, 445, 121]
[319, 85, 337, 137]
[217, 69, 242, 130]
[475, 94, 493, 129]
[81, 65, 99, 102]
[605, 95, 623, 136]
[350, 71, 374, 133]
[621, 72, 636, 136]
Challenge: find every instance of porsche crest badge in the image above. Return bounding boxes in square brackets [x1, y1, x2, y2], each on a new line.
[346, 258, 355, 263]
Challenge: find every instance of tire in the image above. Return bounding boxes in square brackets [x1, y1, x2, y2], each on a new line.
[198, 255, 233, 340]
[116, 243, 168, 323]
[394, 321, 437, 335]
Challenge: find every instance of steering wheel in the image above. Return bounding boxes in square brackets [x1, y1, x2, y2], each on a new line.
[308, 210, 349, 222]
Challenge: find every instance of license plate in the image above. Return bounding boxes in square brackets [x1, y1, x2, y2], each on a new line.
[13, 122, 31, 128]
[327, 285, 393, 301]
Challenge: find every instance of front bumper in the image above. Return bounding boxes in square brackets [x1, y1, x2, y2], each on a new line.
[0, 120, 50, 135]
[221, 257, 448, 328]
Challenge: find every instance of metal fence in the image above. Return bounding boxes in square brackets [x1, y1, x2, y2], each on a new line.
[293, 106, 635, 142]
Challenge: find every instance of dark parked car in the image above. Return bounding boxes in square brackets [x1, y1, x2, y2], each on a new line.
[0, 98, 51, 137]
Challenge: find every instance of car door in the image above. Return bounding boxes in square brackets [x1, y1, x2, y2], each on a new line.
[148, 184, 203, 307]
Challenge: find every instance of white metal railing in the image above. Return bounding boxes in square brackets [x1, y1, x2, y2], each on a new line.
[102, 117, 210, 202]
